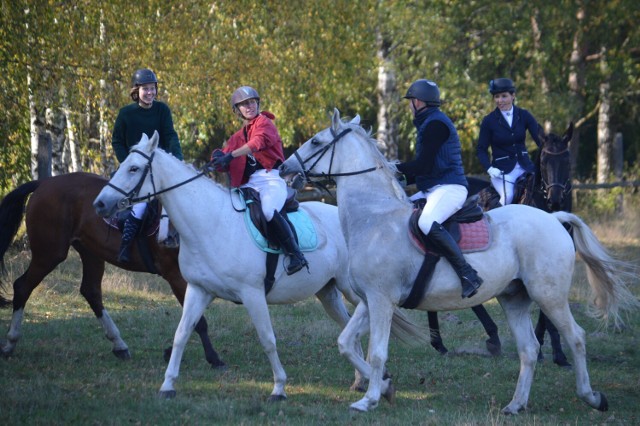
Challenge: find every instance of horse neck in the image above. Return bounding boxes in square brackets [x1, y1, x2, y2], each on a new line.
[331, 143, 410, 233]
[150, 151, 230, 241]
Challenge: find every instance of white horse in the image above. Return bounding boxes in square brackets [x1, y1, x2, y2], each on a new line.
[91, 131, 377, 401]
[280, 109, 639, 414]
[92, 131, 421, 400]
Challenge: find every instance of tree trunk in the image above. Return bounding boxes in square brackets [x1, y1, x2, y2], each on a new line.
[47, 107, 68, 176]
[567, 4, 586, 173]
[28, 72, 51, 179]
[530, 9, 551, 133]
[596, 48, 611, 184]
[375, 29, 399, 160]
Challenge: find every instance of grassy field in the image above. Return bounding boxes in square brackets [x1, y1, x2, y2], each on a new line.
[1, 196, 639, 425]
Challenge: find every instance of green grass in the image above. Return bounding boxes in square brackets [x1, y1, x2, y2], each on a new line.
[1, 212, 639, 425]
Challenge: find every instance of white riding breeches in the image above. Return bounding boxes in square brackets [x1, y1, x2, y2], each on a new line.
[411, 184, 468, 235]
[242, 169, 287, 221]
[491, 162, 526, 205]
[131, 202, 147, 219]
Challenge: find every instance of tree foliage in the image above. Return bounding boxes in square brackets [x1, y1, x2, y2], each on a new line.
[0, 0, 638, 193]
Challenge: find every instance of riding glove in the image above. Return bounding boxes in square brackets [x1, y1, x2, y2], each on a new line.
[487, 167, 502, 178]
[212, 152, 234, 171]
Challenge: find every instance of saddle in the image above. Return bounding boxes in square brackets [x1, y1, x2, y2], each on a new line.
[408, 195, 491, 254]
[402, 196, 491, 310]
[240, 187, 300, 250]
[477, 172, 536, 212]
[103, 199, 162, 274]
[238, 187, 311, 295]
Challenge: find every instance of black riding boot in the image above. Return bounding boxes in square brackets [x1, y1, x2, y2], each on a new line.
[427, 222, 483, 298]
[118, 214, 142, 263]
[269, 211, 308, 275]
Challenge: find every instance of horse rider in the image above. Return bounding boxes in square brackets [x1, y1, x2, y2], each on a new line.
[211, 86, 308, 275]
[112, 68, 183, 262]
[396, 79, 483, 298]
[476, 77, 542, 206]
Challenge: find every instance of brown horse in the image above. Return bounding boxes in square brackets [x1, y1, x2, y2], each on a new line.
[0, 172, 225, 367]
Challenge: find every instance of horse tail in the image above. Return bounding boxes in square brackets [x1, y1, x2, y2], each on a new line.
[0, 180, 40, 306]
[389, 307, 431, 346]
[552, 211, 640, 328]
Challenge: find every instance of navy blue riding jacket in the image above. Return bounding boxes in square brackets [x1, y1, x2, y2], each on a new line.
[476, 105, 541, 173]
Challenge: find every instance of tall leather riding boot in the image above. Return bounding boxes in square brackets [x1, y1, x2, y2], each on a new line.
[427, 222, 483, 298]
[118, 213, 142, 263]
[269, 211, 308, 275]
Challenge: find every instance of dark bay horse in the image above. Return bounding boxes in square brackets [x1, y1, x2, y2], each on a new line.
[439, 123, 574, 367]
[0, 172, 225, 367]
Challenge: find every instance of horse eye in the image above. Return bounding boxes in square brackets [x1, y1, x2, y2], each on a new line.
[311, 138, 320, 146]
[129, 166, 139, 173]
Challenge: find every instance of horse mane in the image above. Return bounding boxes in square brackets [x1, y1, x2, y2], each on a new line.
[341, 121, 410, 203]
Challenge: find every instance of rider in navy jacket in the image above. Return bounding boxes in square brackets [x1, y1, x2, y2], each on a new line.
[397, 79, 482, 299]
[476, 78, 542, 205]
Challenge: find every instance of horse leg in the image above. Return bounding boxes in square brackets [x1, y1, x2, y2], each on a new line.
[348, 295, 395, 412]
[159, 284, 213, 399]
[472, 304, 501, 356]
[241, 290, 288, 402]
[337, 302, 373, 383]
[496, 288, 539, 415]
[534, 309, 547, 361]
[537, 303, 607, 411]
[76, 248, 130, 359]
[427, 311, 448, 354]
[159, 261, 225, 368]
[315, 282, 365, 392]
[540, 311, 571, 368]
[2, 250, 66, 356]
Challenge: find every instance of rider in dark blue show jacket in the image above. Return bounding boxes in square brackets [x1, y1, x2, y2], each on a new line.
[396, 79, 482, 299]
[476, 78, 542, 206]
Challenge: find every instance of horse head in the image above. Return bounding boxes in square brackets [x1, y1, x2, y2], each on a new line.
[93, 131, 160, 217]
[538, 122, 573, 212]
[281, 108, 385, 188]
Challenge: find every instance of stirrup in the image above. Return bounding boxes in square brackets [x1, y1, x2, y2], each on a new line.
[285, 253, 308, 275]
[461, 275, 482, 298]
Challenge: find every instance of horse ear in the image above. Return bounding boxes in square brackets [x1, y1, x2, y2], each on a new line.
[140, 133, 149, 144]
[150, 130, 160, 150]
[331, 108, 341, 133]
[563, 122, 574, 144]
[350, 114, 361, 125]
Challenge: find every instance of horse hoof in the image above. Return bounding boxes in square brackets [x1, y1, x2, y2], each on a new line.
[431, 343, 449, 355]
[597, 392, 608, 411]
[112, 348, 131, 360]
[350, 384, 366, 393]
[211, 361, 228, 370]
[486, 339, 501, 357]
[267, 394, 287, 403]
[382, 379, 396, 406]
[158, 390, 176, 399]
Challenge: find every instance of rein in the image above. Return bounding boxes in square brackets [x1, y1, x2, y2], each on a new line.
[293, 127, 381, 187]
[107, 148, 207, 209]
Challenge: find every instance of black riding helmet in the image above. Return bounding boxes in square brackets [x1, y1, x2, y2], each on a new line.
[132, 69, 158, 87]
[489, 78, 515, 95]
[403, 79, 441, 107]
[130, 68, 158, 102]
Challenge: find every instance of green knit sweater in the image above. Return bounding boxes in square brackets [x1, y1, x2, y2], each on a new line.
[112, 101, 183, 162]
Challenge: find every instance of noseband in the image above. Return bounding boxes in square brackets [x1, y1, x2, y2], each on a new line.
[292, 127, 381, 184]
[107, 149, 206, 210]
[539, 146, 571, 199]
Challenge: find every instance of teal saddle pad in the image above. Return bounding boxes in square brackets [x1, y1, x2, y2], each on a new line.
[242, 202, 318, 254]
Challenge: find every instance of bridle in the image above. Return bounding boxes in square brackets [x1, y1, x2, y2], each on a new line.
[106, 148, 207, 210]
[539, 146, 571, 200]
[291, 127, 381, 185]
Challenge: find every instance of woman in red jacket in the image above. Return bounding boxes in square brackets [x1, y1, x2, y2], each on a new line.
[212, 86, 308, 275]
